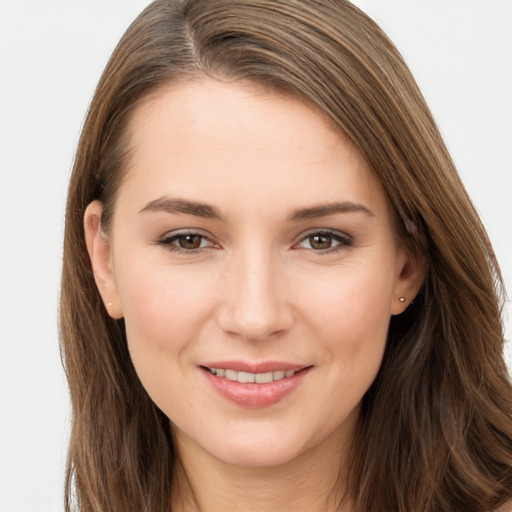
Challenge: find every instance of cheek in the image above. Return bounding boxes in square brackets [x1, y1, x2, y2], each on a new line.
[115, 260, 217, 380]
[300, 262, 395, 388]
[116, 263, 224, 421]
[301, 259, 395, 336]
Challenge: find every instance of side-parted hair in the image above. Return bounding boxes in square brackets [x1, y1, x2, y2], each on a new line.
[60, 1, 512, 510]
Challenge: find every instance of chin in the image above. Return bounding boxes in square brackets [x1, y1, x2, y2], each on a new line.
[212, 436, 307, 468]
[183, 417, 340, 469]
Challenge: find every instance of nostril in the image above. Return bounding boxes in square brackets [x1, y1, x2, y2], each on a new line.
[216, 268, 295, 341]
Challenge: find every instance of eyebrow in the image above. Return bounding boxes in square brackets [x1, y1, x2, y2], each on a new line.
[139, 197, 375, 221]
[139, 197, 223, 219]
[289, 202, 375, 221]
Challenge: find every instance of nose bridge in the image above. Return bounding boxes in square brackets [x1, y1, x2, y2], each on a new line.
[218, 244, 293, 341]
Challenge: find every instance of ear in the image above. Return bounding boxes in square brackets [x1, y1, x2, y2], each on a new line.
[391, 249, 426, 316]
[84, 201, 123, 319]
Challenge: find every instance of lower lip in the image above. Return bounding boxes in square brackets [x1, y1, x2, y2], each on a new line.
[202, 367, 311, 408]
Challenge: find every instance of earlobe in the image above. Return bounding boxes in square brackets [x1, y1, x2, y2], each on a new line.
[391, 250, 426, 316]
[84, 201, 123, 319]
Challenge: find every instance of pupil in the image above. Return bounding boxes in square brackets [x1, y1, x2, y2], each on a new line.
[311, 234, 332, 250]
[179, 235, 201, 249]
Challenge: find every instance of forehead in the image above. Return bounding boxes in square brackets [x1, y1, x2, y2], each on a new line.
[129, 79, 352, 159]
[119, 78, 388, 220]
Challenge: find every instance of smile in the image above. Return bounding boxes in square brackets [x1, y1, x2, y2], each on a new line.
[202, 364, 312, 407]
[206, 367, 298, 384]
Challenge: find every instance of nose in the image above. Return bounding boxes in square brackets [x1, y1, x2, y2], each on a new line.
[217, 249, 295, 342]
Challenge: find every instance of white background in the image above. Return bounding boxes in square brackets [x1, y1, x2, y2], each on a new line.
[0, 1, 510, 510]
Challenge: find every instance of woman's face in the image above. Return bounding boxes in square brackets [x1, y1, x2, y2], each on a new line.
[86, 79, 422, 468]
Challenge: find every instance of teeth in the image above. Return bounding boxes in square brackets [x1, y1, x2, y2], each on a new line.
[255, 372, 273, 384]
[238, 371, 255, 383]
[224, 369, 238, 381]
[208, 367, 299, 383]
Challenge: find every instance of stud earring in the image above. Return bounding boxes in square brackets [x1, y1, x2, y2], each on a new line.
[107, 302, 112, 307]
[399, 297, 406, 303]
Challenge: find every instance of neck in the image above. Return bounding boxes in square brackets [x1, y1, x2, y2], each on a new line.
[171, 426, 355, 512]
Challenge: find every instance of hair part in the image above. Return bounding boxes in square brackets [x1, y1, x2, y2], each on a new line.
[60, 1, 512, 510]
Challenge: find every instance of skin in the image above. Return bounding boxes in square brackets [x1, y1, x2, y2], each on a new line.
[85, 79, 424, 511]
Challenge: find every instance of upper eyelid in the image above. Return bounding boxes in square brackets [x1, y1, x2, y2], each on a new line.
[159, 228, 215, 241]
[296, 228, 352, 241]
[157, 230, 219, 251]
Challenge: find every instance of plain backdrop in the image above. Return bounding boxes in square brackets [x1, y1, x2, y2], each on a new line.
[0, 1, 510, 510]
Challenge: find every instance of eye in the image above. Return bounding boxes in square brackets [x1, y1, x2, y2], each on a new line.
[174, 234, 208, 250]
[157, 231, 216, 253]
[296, 230, 353, 253]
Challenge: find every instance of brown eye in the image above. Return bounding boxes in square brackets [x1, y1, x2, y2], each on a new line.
[296, 230, 353, 252]
[158, 231, 216, 253]
[177, 234, 203, 249]
[309, 234, 333, 250]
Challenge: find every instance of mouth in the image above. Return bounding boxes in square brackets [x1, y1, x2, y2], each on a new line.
[203, 366, 301, 384]
[201, 363, 312, 407]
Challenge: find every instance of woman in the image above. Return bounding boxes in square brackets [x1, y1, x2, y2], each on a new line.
[60, 0, 512, 510]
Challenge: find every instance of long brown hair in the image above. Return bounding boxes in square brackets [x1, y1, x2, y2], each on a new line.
[60, 1, 512, 510]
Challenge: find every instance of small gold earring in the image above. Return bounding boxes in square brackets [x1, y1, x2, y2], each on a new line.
[399, 297, 406, 303]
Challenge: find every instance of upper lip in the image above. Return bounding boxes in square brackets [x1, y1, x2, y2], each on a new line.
[200, 360, 310, 374]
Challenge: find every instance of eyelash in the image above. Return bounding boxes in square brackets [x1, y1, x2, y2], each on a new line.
[157, 231, 217, 254]
[294, 230, 353, 254]
[156, 229, 354, 255]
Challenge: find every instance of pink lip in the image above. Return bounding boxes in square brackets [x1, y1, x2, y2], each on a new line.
[200, 361, 312, 408]
[202, 360, 307, 373]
